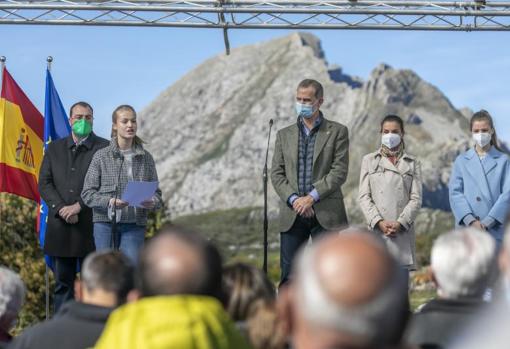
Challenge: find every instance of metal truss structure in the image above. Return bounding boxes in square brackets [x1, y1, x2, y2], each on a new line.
[1, 0, 510, 30]
[1, 0, 509, 52]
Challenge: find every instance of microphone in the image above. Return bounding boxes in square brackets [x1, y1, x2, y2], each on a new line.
[262, 118, 274, 274]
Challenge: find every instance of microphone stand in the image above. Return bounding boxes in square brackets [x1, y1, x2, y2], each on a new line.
[262, 119, 274, 274]
[111, 154, 124, 250]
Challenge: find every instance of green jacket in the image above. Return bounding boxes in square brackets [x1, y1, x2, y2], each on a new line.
[271, 117, 349, 232]
[95, 296, 253, 349]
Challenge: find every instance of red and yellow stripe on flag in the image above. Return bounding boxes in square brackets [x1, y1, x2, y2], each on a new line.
[0, 68, 44, 202]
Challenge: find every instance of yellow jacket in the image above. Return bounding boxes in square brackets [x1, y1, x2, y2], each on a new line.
[95, 295, 253, 349]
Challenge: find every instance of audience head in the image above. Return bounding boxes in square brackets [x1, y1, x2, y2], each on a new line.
[499, 224, 510, 280]
[431, 227, 496, 299]
[223, 263, 275, 322]
[280, 229, 409, 349]
[135, 224, 223, 300]
[77, 251, 134, 307]
[0, 266, 25, 334]
[246, 299, 286, 349]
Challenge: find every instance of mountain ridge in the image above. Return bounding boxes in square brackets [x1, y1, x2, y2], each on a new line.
[139, 32, 471, 223]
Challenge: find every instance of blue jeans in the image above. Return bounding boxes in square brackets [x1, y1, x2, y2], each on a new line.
[93, 222, 145, 264]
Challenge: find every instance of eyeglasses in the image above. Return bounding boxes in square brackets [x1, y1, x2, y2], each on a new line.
[71, 114, 93, 121]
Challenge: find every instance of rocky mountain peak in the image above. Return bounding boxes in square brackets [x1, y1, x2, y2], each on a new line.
[370, 63, 393, 77]
[140, 33, 472, 218]
[295, 32, 326, 60]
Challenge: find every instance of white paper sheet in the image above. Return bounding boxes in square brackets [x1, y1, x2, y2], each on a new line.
[121, 181, 159, 208]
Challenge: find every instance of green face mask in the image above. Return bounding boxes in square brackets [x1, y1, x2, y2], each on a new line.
[72, 119, 92, 138]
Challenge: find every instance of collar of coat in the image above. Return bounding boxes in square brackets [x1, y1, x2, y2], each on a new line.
[463, 146, 502, 160]
[370, 150, 416, 174]
[372, 150, 416, 161]
[66, 132, 96, 150]
[109, 138, 146, 158]
[297, 111, 324, 133]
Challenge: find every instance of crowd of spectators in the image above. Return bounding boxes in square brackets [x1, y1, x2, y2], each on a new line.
[1, 222, 510, 349]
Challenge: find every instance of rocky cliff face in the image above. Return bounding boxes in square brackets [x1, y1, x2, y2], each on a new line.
[139, 32, 471, 224]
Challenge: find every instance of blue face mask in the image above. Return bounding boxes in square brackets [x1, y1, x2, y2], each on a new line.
[295, 102, 314, 119]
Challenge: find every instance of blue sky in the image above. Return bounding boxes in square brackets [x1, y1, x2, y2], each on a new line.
[1, 26, 509, 142]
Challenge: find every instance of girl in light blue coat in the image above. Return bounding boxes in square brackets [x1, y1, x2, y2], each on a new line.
[449, 110, 510, 245]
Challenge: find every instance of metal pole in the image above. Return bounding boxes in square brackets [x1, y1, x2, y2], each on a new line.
[44, 55, 53, 320]
[0, 56, 5, 79]
[262, 119, 273, 274]
[0, 57, 5, 249]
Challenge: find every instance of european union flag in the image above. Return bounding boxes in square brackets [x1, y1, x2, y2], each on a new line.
[38, 69, 71, 269]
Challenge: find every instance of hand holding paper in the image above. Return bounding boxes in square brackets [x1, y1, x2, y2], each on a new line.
[121, 181, 159, 208]
[140, 198, 156, 209]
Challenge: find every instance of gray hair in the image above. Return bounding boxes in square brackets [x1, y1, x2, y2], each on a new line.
[0, 266, 25, 331]
[294, 235, 408, 344]
[431, 227, 496, 299]
[81, 251, 134, 305]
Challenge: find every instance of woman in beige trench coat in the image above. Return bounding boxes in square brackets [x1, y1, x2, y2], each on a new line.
[358, 114, 422, 279]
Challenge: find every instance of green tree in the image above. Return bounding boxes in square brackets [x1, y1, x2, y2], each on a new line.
[0, 193, 49, 332]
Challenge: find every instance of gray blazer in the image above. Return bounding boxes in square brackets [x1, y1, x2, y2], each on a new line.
[81, 140, 163, 226]
[271, 117, 349, 232]
[358, 151, 422, 269]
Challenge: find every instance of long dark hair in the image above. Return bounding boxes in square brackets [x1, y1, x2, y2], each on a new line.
[111, 104, 144, 145]
[380, 114, 405, 134]
[470, 110, 503, 152]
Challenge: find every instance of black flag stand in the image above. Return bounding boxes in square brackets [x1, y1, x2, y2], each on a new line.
[262, 119, 273, 274]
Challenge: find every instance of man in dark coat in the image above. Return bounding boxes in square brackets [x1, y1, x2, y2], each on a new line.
[8, 251, 134, 349]
[38, 101, 109, 312]
[405, 228, 496, 349]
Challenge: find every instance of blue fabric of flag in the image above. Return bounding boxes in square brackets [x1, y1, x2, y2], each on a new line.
[38, 69, 71, 269]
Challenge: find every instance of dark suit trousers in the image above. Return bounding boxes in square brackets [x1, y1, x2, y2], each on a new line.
[53, 257, 82, 313]
[279, 215, 327, 288]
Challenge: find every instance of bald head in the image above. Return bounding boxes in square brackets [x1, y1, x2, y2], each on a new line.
[293, 230, 408, 347]
[315, 232, 393, 306]
[136, 225, 223, 299]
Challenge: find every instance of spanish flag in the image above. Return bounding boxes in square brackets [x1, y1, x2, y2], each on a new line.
[0, 67, 44, 202]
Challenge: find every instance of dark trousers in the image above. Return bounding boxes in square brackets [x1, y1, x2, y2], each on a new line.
[52, 257, 81, 314]
[279, 215, 326, 288]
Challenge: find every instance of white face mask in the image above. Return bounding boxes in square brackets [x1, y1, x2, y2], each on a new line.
[381, 133, 401, 149]
[473, 132, 492, 148]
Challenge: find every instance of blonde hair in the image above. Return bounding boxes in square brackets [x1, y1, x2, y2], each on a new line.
[111, 104, 144, 145]
[246, 299, 286, 349]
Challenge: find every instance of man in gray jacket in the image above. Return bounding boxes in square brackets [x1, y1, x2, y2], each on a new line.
[271, 79, 349, 287]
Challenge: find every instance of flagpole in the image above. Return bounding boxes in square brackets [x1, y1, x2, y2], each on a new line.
[0, 57, 4, 245]
[44, 56, 52, 320]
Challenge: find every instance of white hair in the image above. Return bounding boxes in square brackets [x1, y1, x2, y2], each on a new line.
[0, 266, 25, 331]
[294, 236, 408, 344]
[431, 227, 496, 299]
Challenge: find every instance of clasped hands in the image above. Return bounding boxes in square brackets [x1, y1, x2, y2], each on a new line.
[377, 220, 402, 237]
[293, 195, 315, 218]
[469, 220, 487, 231]
[58, 202, 81, 224]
